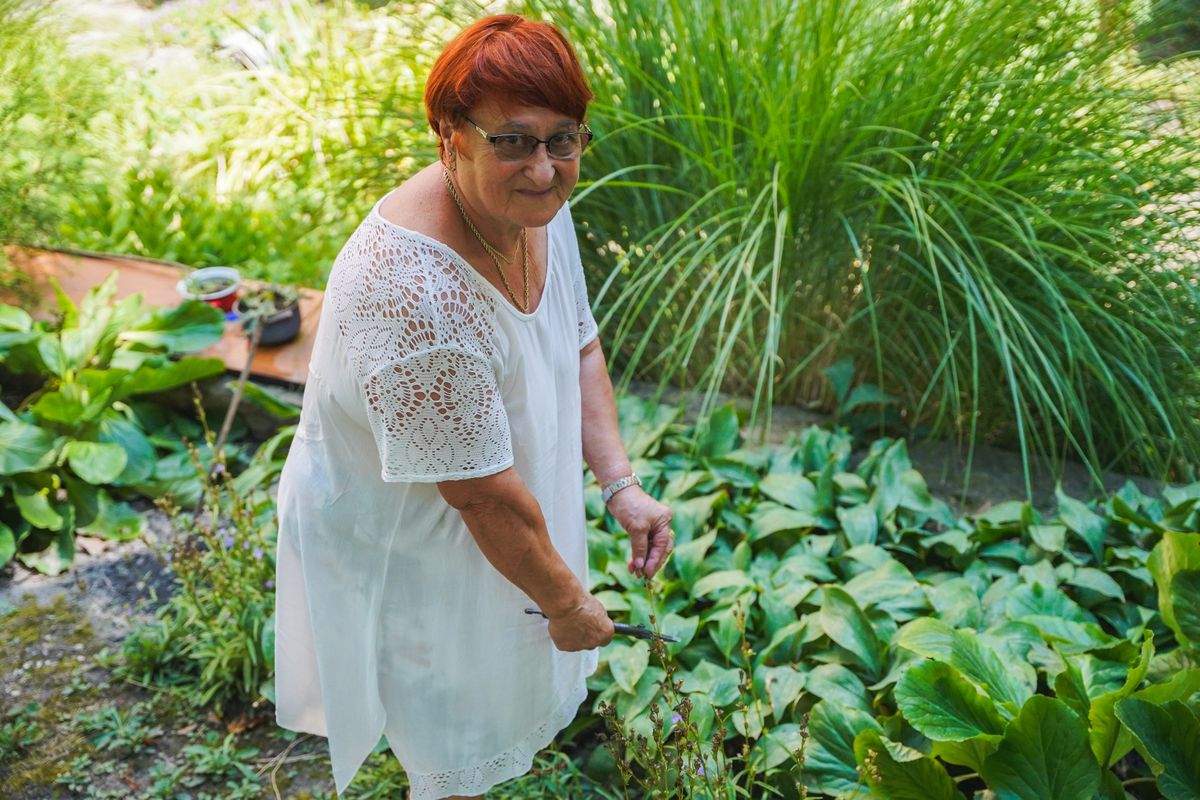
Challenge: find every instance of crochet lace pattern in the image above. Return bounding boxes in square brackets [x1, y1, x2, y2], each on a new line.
[330, 217, 514, 482]
[406, 680, 590, 799]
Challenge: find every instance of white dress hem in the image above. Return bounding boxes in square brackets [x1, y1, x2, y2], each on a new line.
[405, 671, 594, 800]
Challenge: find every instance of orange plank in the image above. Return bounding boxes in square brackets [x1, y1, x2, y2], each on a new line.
[4, 246, 321, 385]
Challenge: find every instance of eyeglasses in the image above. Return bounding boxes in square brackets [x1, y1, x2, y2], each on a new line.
[463, 116, 594, 162]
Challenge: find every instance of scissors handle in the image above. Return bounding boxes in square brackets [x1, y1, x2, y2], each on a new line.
[524, 607, 681, 643]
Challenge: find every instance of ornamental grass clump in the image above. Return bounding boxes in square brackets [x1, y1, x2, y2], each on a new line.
[537, 0, 1200, 486]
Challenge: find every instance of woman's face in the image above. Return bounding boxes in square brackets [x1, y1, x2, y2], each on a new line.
[445, 99, 583, 232]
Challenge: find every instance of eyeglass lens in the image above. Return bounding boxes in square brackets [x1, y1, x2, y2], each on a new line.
[493, 133, 588, 161]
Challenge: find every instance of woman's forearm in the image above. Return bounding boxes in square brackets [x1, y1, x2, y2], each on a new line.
[579, 339, 632, 485]
[438, 468, 588, 617]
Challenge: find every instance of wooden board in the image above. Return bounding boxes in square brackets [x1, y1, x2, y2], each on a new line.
[4, 246, 321, 385]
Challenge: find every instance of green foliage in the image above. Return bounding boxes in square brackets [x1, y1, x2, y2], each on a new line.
[0, 703, 44, 766]
[582, 398, 1200, 796]
[74, 701, 164, 756]
[535, 0, 1200, 484]
[58, 0, 473, 286]
[0, 0, 109, 250]
[118, 439, 285, 712]
[0, 272, 228, 573]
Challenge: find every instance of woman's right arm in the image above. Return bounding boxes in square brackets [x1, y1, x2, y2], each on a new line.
[438, 468, 613, 651]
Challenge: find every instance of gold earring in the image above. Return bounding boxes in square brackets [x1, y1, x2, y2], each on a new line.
[445, 148, 457, 172]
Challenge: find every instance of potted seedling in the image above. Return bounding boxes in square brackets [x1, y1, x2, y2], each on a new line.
[235, 282, 302, 346]
[177, 266, 242, 311]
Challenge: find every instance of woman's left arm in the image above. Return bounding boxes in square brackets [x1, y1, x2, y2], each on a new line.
[579, 337, 674, 578]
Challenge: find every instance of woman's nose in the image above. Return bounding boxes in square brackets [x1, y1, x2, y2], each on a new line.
[523, 146, 557, 184]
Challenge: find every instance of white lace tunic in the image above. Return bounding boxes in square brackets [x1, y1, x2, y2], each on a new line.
[273, 191, 600, 798]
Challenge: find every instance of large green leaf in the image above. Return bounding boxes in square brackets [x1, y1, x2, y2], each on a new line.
[0, 305, 33, 332]
[0, 521, 14, 567]
[980, 696, 1100, 800]
[0, 420, 61, 475]
[117, 299, 225, 353]
[1089, 632, 1153, 767]
[806, 663, 871, 712]
[853, 729, 965, 800]
[14, 485, 64, 530]
[893, 617, 1033, 712]
[1055, 485, 1107, 563]
[755, 664, 805, 720]
[692, 569, 754, 596]
[606, 640, 650, 694]
[122, 356, 225, 397]
[1147, 532, 1200, 642]
[77, 490, 143, 541]
[694, 403, 739, 458]
[1115, 698, 1200, 800]
[803, 700, 884, 796]
[819, 586, 884, 680]
[758, 472, 818, 511]
[756, 722, 806, 770]
[895, 660, 1007, 741]
[65, 440, 128, 485]
[837, 502, 879, 546]
[97, 411, 156, 485]
[749, 502, 821, 540]
[31, 384, 113, 426]
[1169, 570, 1200, 646]
[679, 660, 742, 707]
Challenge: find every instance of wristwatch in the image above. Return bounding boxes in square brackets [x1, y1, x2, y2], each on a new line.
[601, 473, 642, 504]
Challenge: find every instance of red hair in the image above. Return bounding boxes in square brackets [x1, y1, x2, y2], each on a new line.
[425, 15, 592, 155]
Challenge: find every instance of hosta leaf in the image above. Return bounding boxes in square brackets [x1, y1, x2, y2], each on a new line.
[895, 660, 1006, 741]
[842, 559, 920, 611]
[925, 578, 982, 629]
[1067, 567, 1126, 603]
[77, 491, 143, 541]
[671, 529, 716, 585]
[695, 403, 739, 458]
[0, 521, 14, 567]
[658, 612, 698, 654]
[1056, 485, 1107, 563]
[837, 503, 878, 546]
[606, 640, 650, 694]
[806, 663, 871, 712]
[893, 617, 1032, 712]
[117, 299, 225, 353]
[614, 666, 665, 722]
[756, 664, 805, 720]
[1169, 570, 1200, 646]
[679, 660, 742, 707]
[750, 502, 821, 540]
[756, 723, 805, 770]
[1089, 632, 1153, 767]
[0, 421, 61, 475]
[1148, 533, 1200, 644]
[759, 472, 818, 511]
[65, 441, 128, 485]
[122, 356, 225, 397]
[803, 700, 884, 796]
[980, 696, 1100, 800]
[1006, 582, 1087, 622]
[692, 569, 754, 596]
[15, 485, 64, 530]
[1028, 523, 1067, 553]
[819, 587, 884, 680]
[854, 729, 965, 800]
[1115, 698, 1200, 800]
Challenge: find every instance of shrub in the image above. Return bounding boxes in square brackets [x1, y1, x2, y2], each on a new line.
[535, 0, 1200, 485]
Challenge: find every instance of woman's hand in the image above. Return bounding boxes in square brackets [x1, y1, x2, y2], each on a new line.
[546, 593, 615, 651]
[608, 487, 674, 578]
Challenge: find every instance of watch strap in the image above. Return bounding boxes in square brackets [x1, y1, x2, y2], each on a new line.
[601, 473, 642, 504]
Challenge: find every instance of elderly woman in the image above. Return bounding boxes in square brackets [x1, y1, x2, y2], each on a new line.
[272, 13, 674, 800]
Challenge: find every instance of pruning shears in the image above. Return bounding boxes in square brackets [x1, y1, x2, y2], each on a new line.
[524, 607, 681, 643]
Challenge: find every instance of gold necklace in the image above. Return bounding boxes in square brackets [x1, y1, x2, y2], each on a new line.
[443, 168, 529, 312]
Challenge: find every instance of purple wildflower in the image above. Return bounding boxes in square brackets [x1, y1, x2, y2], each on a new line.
[222, 535, 235, 549]
[252, 547, 263, 560]
[264, 579, 274, 590]
[671, 713, 683, 725]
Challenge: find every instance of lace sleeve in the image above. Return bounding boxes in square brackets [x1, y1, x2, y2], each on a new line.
[363, 347, 512, 482]
[331, 220, 512, 482]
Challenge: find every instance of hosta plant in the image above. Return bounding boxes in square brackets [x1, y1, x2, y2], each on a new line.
[0, 272, 226, 573]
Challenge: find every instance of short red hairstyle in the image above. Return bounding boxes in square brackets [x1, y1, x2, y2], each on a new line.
[424, 14, 592, 155]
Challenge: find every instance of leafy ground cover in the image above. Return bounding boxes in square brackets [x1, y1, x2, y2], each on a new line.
[5, 394, 1194, 798]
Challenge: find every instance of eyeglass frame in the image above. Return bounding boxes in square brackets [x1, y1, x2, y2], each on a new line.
[461, 115, 594, 162]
